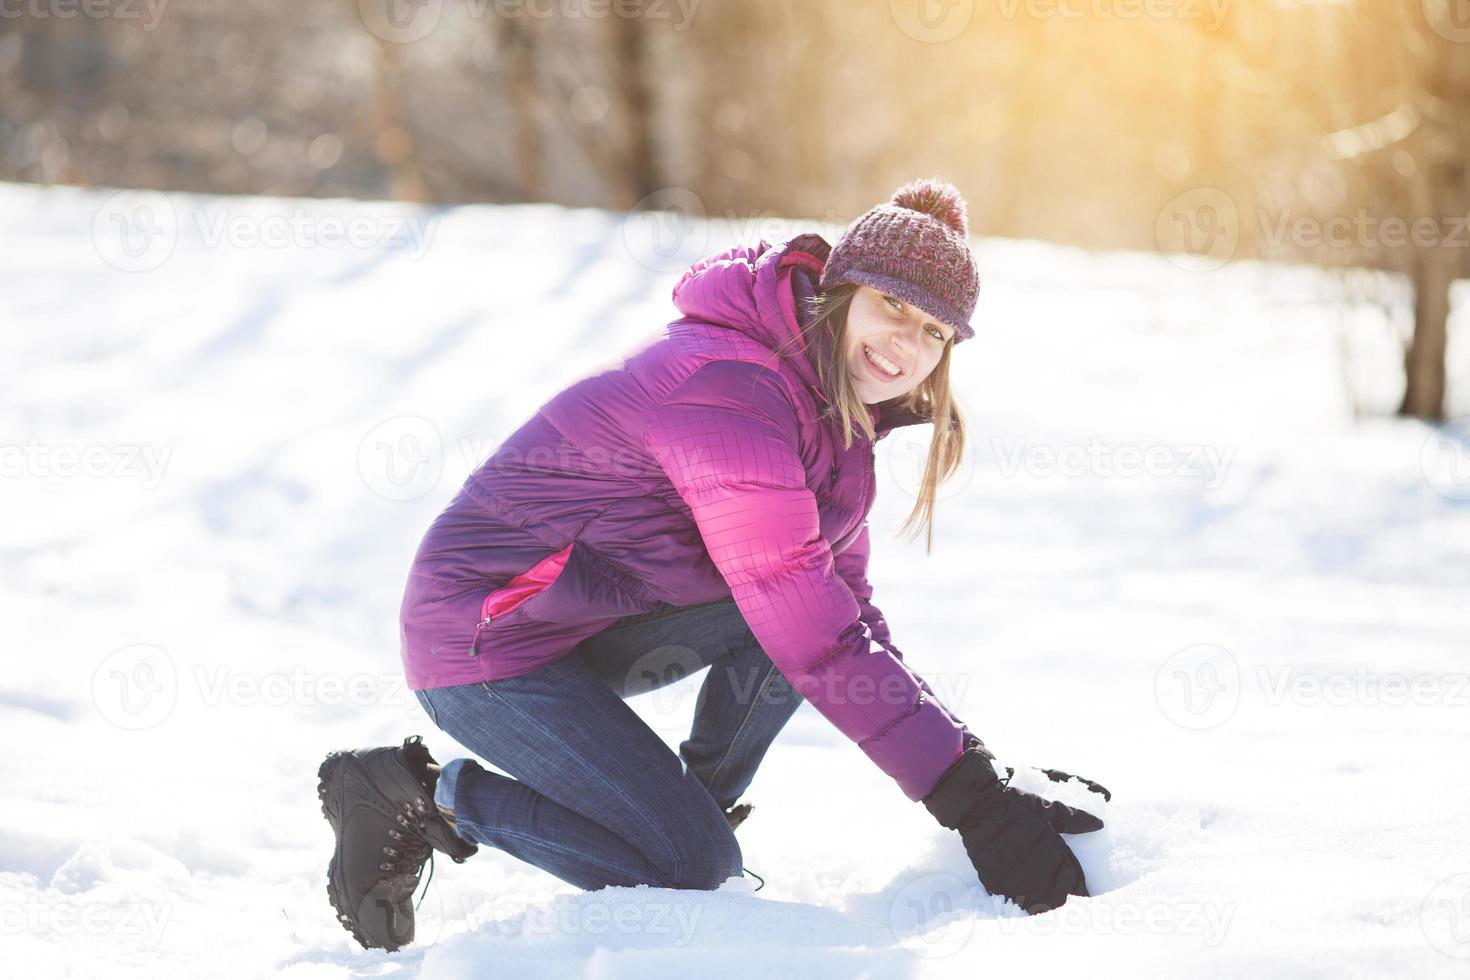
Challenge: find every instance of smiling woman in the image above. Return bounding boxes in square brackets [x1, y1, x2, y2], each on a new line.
[849, 287, 954, 400]
[320, 177, 1102, 952]
[765, 179, 980, 554]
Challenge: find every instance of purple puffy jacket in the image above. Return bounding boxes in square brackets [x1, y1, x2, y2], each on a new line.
[398, 232, 973, 801]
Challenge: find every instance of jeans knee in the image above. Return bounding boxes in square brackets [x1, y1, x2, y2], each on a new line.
[665, 831, 743, 890]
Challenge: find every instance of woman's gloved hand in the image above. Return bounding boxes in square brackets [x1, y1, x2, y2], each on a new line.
[922, 745, 1104, 914]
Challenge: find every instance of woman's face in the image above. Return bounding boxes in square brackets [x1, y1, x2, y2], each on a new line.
[843, 285, 955, 404]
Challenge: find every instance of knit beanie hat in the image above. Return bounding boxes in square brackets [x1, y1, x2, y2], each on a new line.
[818, 177, 980, 343]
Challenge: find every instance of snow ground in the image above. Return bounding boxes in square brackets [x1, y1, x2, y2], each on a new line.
[2, 180, 1468, 979]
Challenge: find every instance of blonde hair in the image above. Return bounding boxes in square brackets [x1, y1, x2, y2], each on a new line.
[768, 282, 967, 555]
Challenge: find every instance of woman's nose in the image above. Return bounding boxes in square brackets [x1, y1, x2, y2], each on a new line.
[891, 323, 920, 355]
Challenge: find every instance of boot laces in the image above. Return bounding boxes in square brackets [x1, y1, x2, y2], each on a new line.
[380, 800, 437, 909]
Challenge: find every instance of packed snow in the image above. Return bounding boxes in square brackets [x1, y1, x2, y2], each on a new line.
[2, 180, 1468, 978]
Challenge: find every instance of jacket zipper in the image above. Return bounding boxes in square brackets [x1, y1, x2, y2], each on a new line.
[469, 615, 492, 658]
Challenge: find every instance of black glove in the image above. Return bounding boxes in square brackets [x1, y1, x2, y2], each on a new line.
[922, 745, 1104, 914]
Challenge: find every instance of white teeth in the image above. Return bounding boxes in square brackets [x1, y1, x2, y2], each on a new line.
[864, 345, 901, 377]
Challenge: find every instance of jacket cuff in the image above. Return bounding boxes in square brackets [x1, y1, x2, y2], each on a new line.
[921, 746, 1001, 829]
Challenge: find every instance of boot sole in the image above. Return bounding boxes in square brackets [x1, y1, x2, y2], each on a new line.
[318, 751, 404, 952]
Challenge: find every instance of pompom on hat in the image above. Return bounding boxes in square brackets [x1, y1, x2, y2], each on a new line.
[818, 177, 980, 343]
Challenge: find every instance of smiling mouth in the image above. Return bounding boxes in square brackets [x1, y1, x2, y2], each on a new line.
[862, 343, 904, 379]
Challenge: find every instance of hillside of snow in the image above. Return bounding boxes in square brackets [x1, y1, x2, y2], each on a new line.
[2, 180, 1468, 978]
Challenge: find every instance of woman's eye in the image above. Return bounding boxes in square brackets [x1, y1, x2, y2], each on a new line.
[884, 295, 903, 313]
[926, 325, 945, 341]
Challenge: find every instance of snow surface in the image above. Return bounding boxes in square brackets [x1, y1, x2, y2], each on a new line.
[2, 180, 1469, 979]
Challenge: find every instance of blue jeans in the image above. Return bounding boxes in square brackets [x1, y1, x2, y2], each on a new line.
[413, 598, 804, 891]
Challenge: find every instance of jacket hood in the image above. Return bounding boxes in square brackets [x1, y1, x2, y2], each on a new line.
[670, 233, 943, 437]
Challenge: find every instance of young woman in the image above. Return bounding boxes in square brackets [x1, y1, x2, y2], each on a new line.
[318, 178, 1104, 952]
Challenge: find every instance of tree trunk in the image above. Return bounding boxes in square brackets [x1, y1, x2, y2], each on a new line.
[369, 31, 429, 203]
[504, 18, 544, 203]
[611, 6, 656, 206]
[1401, 245, 1455, 418]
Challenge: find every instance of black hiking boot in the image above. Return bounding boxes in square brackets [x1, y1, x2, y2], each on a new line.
[317, 736, 478, 951]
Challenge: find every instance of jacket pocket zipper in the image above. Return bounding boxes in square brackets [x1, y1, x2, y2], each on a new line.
[469, 615, 492, 658]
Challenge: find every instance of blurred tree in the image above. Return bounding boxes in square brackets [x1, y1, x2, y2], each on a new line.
[366, 13, 428, 203]
[1322, 2, 1470, 420]
[3, 0, 1466, 415]
[1395, 10, 1470, 419]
